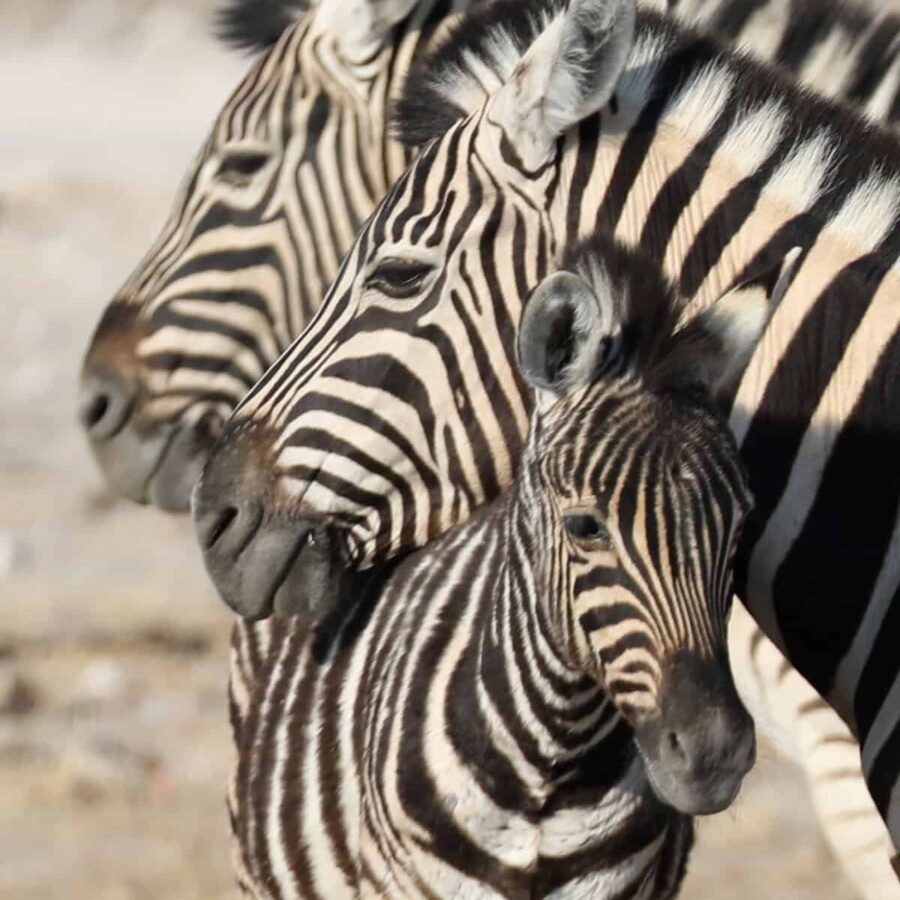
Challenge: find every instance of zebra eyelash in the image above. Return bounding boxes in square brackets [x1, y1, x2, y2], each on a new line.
[364, 257, 436, 300]
[563, 510, 613, 550]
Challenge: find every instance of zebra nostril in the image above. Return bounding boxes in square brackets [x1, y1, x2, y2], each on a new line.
[204, 505, 239, 550]
[666, 730, 687, 763]
[80, 393, 110, 430]
[78, 373, 136, 440]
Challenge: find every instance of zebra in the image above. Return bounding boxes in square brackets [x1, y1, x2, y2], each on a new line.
[728, 602, 900, 898]
[79, 0, 900, 514]
[78, 0, 467, 512]
[192, 0, 900, 860]
[227, 234, 766, 897]
[78, 0, 898, 888]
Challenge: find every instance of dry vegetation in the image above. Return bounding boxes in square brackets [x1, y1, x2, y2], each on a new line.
[0, 1, 885, 896]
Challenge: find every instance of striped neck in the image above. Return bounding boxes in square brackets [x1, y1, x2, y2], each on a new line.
[468, 471, 633, 796]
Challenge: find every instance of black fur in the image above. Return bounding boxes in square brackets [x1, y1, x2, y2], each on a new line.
[216, 0, 310, 52]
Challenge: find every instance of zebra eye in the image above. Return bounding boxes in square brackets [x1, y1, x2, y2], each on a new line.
[366, 258, 434, 300]
[216, 151, 270, 186]
[564, 512, 611, 548]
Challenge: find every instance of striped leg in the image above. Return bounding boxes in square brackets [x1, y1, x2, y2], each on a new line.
[730, 604, 900, 898]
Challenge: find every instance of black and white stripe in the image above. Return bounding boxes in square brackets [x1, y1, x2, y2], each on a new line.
[81, 0, 900, 512]
[195, 0, 900, 854]
[79, 0, 464, 510]
[227, 242, 765, 896]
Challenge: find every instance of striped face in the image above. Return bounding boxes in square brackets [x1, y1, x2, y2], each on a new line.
[192, 107, 560, 617]
[78, 0, 442, 510]
[529, 383, 755, 813]
[511, 247, 764, 815]
[535, 386, 751, 718]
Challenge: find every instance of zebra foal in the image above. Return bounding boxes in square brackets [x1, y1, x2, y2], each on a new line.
[229, 235, 773, 898]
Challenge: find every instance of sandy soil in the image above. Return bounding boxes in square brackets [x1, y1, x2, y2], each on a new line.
[0, 1, 883, 897]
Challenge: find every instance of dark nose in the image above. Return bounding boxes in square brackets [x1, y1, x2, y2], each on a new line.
[80, 303, 222, 511]
[193, 429, 348, 621]
[79, 368, 136, 441]
[637, 651, 755, 815]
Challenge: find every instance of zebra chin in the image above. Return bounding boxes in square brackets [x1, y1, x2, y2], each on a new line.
[79, 400, 221, 512]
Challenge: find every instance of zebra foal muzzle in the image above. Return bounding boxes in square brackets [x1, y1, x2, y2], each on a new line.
[79, 303, 222, 511]
[633, 651, 756, 816]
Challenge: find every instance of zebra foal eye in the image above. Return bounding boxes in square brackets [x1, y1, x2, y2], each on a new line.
[216, 150, 271, 186]
[366, 258, 434, 300]
[564, 512, 612, 548]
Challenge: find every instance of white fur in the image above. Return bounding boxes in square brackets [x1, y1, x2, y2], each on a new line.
[826, 171, 900, 255]
[317, 0, 419, 60]
[764, 131, 837, 214]
[491, 0, 636, 170]
[698, 247, 801, 394]
[663, 62, 735, 142]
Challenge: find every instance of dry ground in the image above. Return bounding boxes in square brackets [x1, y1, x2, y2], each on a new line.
[0, 1, 886, 896]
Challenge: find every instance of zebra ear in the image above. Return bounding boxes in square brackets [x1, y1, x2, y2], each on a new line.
[491, 0, 635, 171]
[518, 271, 616, 407]
[663, 247, 803, 400]
[319, 0, 420, 57]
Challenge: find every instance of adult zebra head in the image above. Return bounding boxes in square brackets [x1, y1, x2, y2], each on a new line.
[512, 236, 770, 813]
[78, 0, 457, 511]
[192, 0, 802, 618]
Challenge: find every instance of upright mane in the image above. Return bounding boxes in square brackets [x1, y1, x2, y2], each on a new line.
[394, 1, 900, 270]
[215, 0, 310, 52]
[394, 0, 568, 147]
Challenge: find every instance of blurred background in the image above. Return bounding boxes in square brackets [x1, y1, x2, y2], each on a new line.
[0, 0, 870, 897]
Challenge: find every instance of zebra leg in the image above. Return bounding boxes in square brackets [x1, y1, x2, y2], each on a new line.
[729, 603, 900, 898]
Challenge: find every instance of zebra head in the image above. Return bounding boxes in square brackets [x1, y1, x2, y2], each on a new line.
[78, 0, 445, 510]
[193, 0, 642, 617]
[510, 237, 803, 813]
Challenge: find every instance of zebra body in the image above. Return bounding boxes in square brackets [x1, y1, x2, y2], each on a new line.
[230, 515, 691, 899]
[194, 0, 900, 852]
[228, 235, 768, 898]
[728, 603, 900, 899]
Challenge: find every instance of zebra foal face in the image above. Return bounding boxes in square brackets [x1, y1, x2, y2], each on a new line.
[514, 238, 788, 813]
[78, 0, 437, 510]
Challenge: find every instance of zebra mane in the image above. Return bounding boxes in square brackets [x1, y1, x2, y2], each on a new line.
[394, 0, 568, 147]
[563, 234, 684, 381]
[396, 2, 900, 271]
[216, 0, 310, 52]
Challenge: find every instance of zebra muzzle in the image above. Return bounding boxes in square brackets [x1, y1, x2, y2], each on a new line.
[193, 484, 349, 622]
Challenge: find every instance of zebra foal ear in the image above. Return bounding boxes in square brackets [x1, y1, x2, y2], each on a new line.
[518, 270, 615, 406]
[659, 247, 804, 400]
[491, 0, 636, 171]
